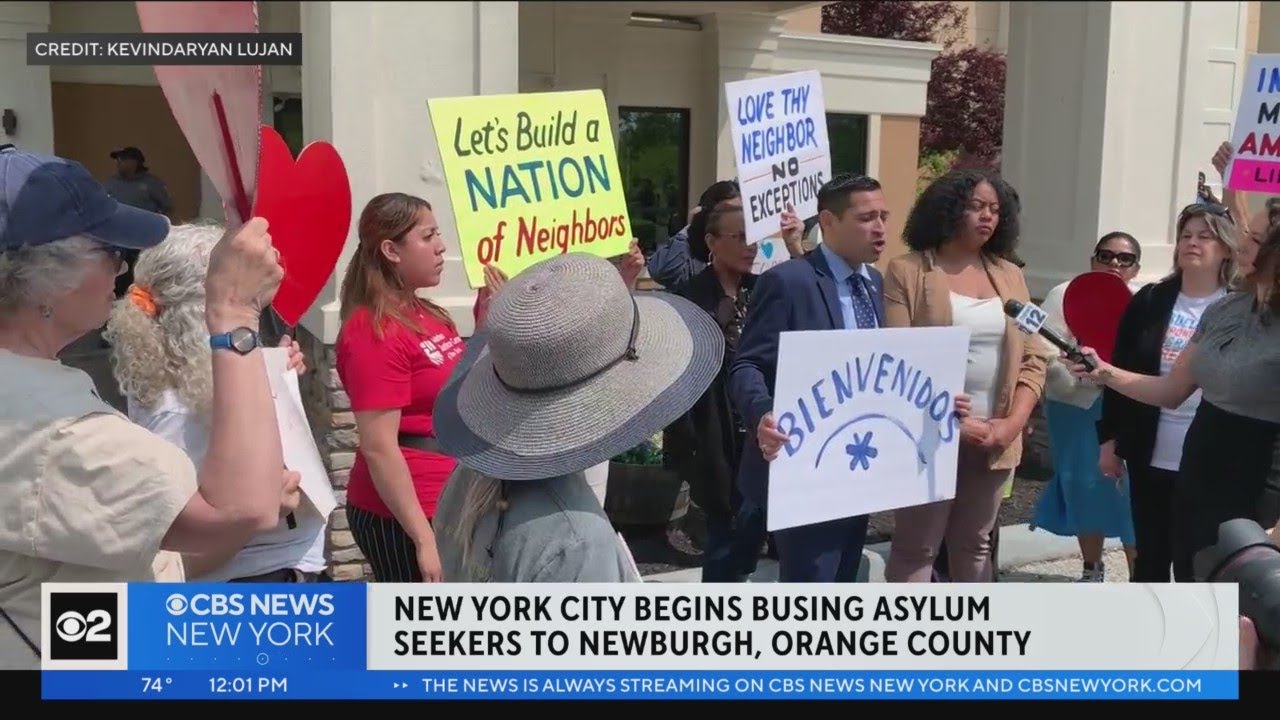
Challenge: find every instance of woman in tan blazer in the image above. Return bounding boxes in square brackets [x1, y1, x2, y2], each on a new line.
[883, 169, 1050, 583]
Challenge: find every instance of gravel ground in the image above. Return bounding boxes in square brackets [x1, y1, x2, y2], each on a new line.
[1000, 548, 1131, 583]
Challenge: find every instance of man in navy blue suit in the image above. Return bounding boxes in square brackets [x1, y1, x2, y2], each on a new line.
[728, 174, 889, 583]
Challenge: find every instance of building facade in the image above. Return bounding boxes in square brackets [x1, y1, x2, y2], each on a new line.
[0, 0, 1265, 579]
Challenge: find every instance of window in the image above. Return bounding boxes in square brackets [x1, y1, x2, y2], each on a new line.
[272, 95, 304, 157]
[826, 113, 869, 178]
[616, 107, 691, 255]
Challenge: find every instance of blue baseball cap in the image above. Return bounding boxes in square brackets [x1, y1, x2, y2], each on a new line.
[0, 145, 170, 252]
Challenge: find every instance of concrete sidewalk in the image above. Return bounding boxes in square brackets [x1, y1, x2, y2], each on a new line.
[641, 523, 1126, 583]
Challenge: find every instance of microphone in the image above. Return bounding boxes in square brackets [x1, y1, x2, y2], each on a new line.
[1002, 299, 1097, 372]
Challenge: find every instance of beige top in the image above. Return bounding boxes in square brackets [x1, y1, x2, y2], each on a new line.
[0, 351, 198, 669]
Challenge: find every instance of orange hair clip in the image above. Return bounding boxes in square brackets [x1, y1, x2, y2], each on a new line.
[127, 284, 158, 318]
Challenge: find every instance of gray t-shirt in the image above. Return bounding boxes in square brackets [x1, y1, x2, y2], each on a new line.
[435, 468, 640, 583]
[1191, 291, 1280, 424]
[104, 172, 172, 214]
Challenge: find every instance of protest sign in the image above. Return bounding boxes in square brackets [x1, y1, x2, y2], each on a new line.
[428, 89, 633, 288]
[1226, 54, 1280, 193]
[725, 71, 831, 244]
[263, 347, 337, 520]
[751, 237, 790, 275]
[767, 327, 970, 532]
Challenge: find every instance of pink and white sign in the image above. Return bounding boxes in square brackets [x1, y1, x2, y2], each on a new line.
[1226, 54, 1280, 194]
[136, 1, 262, 224]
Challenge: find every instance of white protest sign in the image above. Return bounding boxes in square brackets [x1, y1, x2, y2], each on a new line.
[1226, 53, 1280, 194]
[751, 236, 789, 275]
[767, 327, 971, 532]
[262, 347, 338, 519]
[725, 70, 831, 245]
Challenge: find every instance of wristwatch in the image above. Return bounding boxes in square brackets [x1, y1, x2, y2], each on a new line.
[210, 326, 261, 355]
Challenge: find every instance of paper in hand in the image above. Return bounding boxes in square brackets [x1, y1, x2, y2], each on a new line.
[261, 347, 339, 519]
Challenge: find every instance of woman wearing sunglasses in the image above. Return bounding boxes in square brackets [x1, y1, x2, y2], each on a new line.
[1094, 203, 1239, 582]
[1030, 232, 1143, 582]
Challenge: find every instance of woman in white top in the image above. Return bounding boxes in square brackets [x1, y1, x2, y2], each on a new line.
[1093, 204, 1238, 582]
[1030, 233, 1143, 581]
[105, 222, 325, 582]
[883, 169, 1050, 583]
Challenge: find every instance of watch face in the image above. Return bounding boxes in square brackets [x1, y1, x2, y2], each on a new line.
[229, 327, 258, 353]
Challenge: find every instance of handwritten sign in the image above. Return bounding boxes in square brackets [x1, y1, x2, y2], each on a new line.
[262, 347, 338, 520]
[1227, 54, 1280, 193]
[725, 71, 831, 245]
[428, 89, 633, 288]
[767, 327, 970, 532]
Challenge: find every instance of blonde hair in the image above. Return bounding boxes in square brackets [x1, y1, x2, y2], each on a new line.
[449, 467, 508, 578]
[1173, 208, 1240, 288]
[104, 222, 222, 419]
[338, 192, 454, 339]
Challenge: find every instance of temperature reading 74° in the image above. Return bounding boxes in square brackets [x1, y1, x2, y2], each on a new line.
[142, 677, 173, 693]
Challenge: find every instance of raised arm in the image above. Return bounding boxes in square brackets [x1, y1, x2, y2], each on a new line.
[162, 219, 290, 553]
[1072, 342, 1199, 411]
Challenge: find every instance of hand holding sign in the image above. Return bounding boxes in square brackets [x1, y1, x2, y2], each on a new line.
[726, 71, 831, 244]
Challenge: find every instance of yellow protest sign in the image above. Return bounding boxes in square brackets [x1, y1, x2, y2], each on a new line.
[428, 89, 633, 288]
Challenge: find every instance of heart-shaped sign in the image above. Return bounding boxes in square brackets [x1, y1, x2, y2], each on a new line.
[1063, 271, 1133, 363]
[252, 126, 353, 327]
[137, 1, 261, 224]
[760, 240, 775, 259]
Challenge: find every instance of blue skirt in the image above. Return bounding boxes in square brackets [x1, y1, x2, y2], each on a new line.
[1030, 397, 1136, 545]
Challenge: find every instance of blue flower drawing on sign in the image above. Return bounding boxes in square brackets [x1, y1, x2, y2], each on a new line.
[815, 412, 947, 498]
[845, 432, 878, 471]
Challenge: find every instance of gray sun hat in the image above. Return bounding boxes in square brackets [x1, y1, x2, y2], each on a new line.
[434, 252, 725, 481]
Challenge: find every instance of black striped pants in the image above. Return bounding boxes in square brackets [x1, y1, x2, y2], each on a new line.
[347, 505, 425, 582]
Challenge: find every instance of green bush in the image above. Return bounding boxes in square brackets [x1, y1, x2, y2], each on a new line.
[612, 433, 664, 466]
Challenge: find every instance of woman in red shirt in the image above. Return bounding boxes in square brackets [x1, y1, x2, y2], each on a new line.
[336, 192, 495, 582]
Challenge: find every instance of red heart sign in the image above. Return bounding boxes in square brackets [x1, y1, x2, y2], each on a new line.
[252, 126, 353, 327]
[136, 1, 261, 224]
[1063, 271, 1133, 363]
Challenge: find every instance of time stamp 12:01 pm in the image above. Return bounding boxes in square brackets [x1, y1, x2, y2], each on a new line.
[141, 676, 289, 695]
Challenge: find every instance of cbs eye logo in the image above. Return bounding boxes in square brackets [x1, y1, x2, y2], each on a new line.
[48, 592, 118, 661]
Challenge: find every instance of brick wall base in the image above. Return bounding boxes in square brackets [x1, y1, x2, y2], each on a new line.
[296, 324, 371, 581]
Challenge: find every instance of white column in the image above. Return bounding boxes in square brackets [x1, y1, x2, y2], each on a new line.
[1002, 1, 1249, 296]
[0, 2, 53, 154]
[709, 12, 788, 184]
[299, 1, 519, 343]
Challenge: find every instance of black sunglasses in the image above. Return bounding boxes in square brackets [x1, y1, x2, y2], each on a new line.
[1093, 249, 1138, 268]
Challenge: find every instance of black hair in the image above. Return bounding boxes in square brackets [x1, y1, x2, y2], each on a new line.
[1093, 231, 1141, 261]
[817, 174, 882, 219]
[689, 180, 742, 263]
[903, 168, 1022, 260]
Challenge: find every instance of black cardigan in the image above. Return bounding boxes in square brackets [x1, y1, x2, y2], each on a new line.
[1096, 275, 1182, 469]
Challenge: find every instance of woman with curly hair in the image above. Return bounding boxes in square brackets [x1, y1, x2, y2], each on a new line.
[882, 168, 1050, 583]
[105, 222, 315, 581]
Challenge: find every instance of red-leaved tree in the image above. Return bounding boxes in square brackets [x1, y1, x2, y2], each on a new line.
[821, 0, 966, 47]
[822, 1, 1007, 164]
[922, 47, 1007, 161]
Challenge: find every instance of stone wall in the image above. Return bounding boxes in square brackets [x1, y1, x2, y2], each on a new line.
[296, 325, 371, 581]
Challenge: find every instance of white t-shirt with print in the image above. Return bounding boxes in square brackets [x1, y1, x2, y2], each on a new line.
[1150, 288, 1228, 471]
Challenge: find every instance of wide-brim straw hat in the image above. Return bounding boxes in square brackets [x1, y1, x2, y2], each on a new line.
[434, 253, 725, 481]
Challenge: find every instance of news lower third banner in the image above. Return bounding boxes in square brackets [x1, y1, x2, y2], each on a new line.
[40, 583, 1240, 700]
